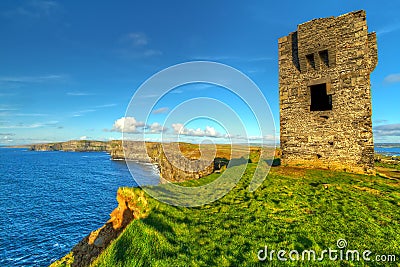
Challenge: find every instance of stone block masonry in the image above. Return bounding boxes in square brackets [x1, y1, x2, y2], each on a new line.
[279, 10, 377, 174]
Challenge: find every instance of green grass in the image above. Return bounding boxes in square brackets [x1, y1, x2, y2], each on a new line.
[92, 165, 400, 266]
[375, 161, 400, 171]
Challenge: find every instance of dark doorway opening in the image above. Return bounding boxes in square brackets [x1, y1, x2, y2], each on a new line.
[310, 83, 332, 111]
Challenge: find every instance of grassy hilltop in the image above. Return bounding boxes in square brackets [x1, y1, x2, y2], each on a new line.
[52, 160, 400, 266]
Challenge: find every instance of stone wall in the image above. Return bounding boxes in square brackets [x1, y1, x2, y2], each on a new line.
[278, 10, 377, 174]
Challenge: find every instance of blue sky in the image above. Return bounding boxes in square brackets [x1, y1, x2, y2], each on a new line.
[0, 0, 399, 145]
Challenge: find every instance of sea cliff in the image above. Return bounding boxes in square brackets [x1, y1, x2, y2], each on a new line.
[50, 187, 150, 267]
[30, 140, 216, 183]
[30, 140, 114, 152]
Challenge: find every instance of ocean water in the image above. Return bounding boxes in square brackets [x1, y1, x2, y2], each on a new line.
[0, 148, 159, 267]
[374, 145, 400, 157]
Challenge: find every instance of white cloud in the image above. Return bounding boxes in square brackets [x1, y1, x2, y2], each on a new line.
[112, 117, 145, 133]
[80, 136, 88, 140]
[148, 122, 167, 133]
[205, 126, 218, 137]
[172, 123, 221, 138]
[152, 107, 169, 114]
[384, 73, 400, 83]
[172, 123, 184, 134]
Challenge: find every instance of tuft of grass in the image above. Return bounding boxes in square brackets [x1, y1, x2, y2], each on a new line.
[375, 161, 400, 171]
[91, 165, 400, 266]
[50, 252, 74, 267]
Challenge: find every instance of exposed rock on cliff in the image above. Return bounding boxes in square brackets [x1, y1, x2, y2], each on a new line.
[30, 140, 111, 152]
[115, 141, 215, 182]
[51, 187, 150, 267]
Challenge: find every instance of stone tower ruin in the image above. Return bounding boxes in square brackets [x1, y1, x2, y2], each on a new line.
[278, 10, 377, 174]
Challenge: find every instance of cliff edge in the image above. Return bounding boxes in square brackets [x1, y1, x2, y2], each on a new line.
[50, 187, 150, 267]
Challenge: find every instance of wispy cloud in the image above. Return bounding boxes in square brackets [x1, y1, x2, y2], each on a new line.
[94, 103, 118, 108]
[0, 136, 59, 145]
[139, 94, 159, 99]
[0, 120, 59, 129]
[2, 0, 60, 18]
[168, 83, 216, 94]
[247, 56, 274, 62]
[67, 91, 92, 96]
[121, 32, 148, 46]
[374, 119, 388, 125]
[71, 109, 96, 117]
[0, 107, 49, 118]
[374, 123, 400, 137]
[69, 103, 118, 118]
[0, 93, 17, 97]
[377, 22, 400, 36]
[0, 135, 14, 143]
[246, 68, 267, 74]
[0, 74, 65, 84]
[384, 73, 400, 83]
[190, 55, 274, 62]
[0, 108, 19, 112]
[170, 89, 184, 94]
[117, 32, 162, 59]
[117, 48, 163, 59]
[152, 107, 169, 114]
[15, 113, 49, 117]
[142, 49, 162, 57]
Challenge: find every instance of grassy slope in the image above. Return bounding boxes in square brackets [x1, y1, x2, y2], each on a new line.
[92, 165, 400, 266]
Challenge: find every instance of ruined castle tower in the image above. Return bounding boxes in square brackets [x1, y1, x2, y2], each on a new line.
[278, 10, 377, 174]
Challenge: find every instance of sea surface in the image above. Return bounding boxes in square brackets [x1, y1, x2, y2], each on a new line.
[0, 148, 159, 267]
[374, 144, 400, 156]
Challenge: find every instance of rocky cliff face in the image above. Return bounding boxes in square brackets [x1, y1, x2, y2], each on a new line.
[51, 187, 150, 267]
[30, 140, 111, 152]
[114, 141, 215, 182]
